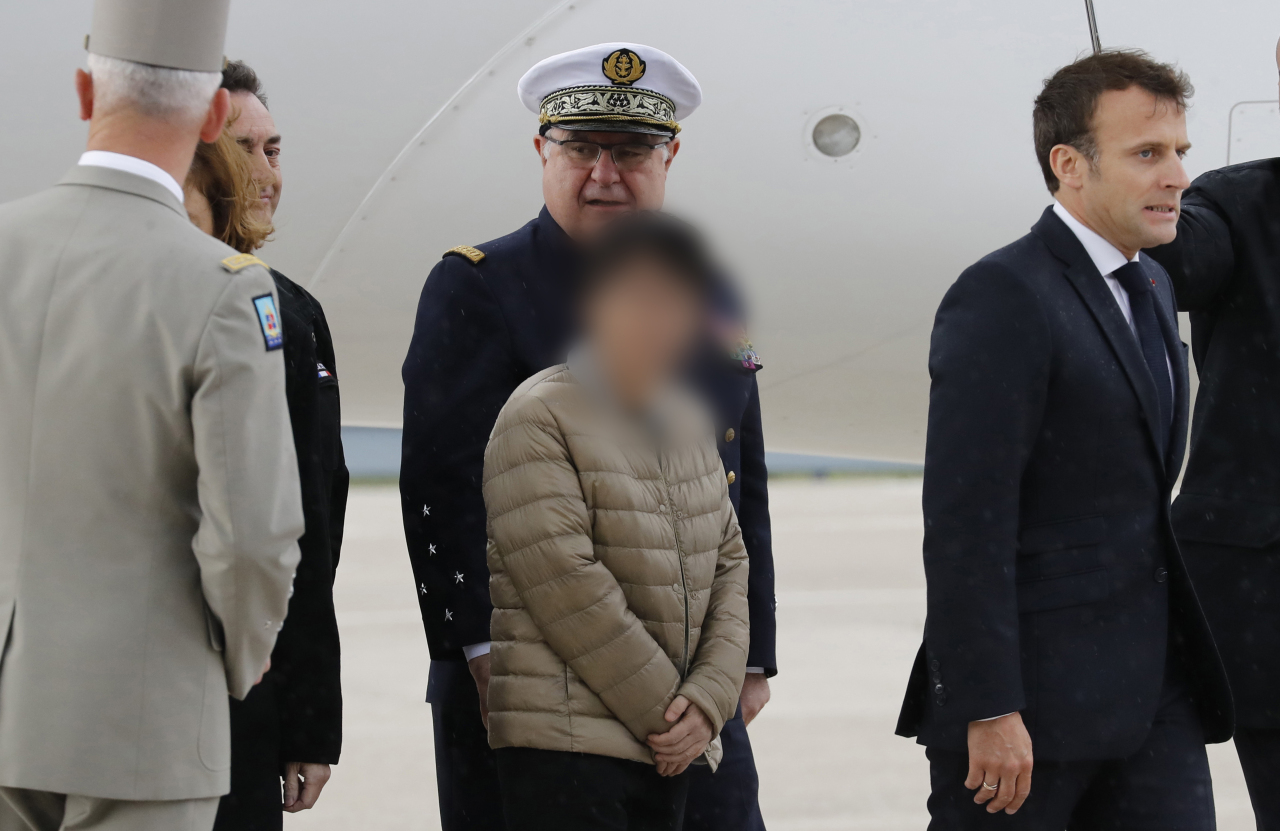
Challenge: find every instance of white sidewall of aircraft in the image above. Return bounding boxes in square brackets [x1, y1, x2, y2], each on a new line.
[3, 1, 1279, 460]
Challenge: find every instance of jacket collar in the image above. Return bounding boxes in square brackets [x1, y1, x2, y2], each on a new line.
[1031, 206, 1172, 469]
[57, 164, 187, 219]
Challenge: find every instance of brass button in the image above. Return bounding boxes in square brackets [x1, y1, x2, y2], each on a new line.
[725, 428, 735, 442]
[726, 471, 736, 485]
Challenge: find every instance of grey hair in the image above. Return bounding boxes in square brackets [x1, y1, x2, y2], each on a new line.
[87, 53, 221, 120]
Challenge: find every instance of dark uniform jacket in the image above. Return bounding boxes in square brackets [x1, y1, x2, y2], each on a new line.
[1147, 159, 1280, 725]
[400, 207, 777, 676]
[260, 269, 347, 764]
[896, 208, 1232, 759]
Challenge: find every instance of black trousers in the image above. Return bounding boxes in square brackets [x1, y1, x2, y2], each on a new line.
[428, 661, 505, 831]
[925, 679, 1214, 830]
[428, 660, 765, 831]
[213, 680, 283, 831]
[684, 703, 765, 831]
[1235, 727, 1280, 831]
[496, 747, 689, 831]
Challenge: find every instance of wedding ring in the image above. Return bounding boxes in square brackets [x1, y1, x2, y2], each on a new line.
[983, 782, 999, 791]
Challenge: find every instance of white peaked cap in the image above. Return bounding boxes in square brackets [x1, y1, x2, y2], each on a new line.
[518, 42, 702, 135]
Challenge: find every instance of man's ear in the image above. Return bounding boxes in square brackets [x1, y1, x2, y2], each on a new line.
[199, 88, 231, 143]
[533, 134, 549, 168]
[664, 137, 680, 171]
[75, 69, 94, 122]
[1049, 143, 1086, 193]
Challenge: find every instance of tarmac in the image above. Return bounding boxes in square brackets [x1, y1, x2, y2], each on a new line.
[286, 478, 1255, 830]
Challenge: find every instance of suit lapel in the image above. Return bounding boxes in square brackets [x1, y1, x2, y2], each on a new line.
[1032, 209, 1167, 467]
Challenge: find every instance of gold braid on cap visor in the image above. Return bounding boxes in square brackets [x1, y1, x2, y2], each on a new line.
[539, 85, 681, 134]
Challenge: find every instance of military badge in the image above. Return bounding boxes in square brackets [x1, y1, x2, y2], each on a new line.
[731, 337, 763, 371]
[252, 294, 284, 351]
[602, 49, 646, 86]
[317, 362, 333, 379]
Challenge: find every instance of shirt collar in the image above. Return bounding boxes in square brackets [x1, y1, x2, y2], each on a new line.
[1052, 200, 1139, 278]
[79, 151, 185, 205]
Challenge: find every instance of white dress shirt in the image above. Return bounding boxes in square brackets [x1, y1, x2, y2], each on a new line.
[79, 150, 185, 204]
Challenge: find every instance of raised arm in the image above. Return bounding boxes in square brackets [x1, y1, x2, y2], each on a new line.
[1147, 174, 1236, 311]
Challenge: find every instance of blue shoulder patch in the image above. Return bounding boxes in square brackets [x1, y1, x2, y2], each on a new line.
[253, 294, 284, 351]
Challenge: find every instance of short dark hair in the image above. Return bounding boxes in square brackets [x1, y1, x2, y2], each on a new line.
[1033, 49, 1192, 193]
[221, 59, 268, 108]
[580, 212, 717, 300]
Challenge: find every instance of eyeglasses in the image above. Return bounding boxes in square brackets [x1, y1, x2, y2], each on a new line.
[543, 136, 671, 172]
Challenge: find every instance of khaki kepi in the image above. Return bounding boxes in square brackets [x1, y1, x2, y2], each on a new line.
[87, 0, 230, 73]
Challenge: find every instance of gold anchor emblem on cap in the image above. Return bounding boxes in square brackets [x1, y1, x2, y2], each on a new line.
[602, 49, 646, 86]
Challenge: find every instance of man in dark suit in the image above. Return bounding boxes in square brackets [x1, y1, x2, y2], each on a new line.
[213, 62, 347, 831]
[400, 43, 775, 831]
[1145, 37, 1280, 831]
[897, 50, 1233, 828]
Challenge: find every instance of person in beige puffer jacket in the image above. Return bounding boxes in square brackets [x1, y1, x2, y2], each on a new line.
[481, 213, 751, 830]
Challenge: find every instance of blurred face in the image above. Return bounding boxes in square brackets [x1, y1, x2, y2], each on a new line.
[584, 259, 702, 408]
[535, 128, 680, 241]
[1052, 86, 1190, 257]
[227, 91, 282, 221]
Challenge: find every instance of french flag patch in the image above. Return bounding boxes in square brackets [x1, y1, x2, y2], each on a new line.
[318, 362, 333, 379]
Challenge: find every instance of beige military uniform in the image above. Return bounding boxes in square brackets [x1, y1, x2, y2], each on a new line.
[0, 165, 304, 803]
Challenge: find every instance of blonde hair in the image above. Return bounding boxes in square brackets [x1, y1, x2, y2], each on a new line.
[186, 115, 273, 253]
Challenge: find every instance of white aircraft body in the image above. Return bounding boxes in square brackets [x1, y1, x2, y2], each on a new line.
[3, 1, 1279, 461]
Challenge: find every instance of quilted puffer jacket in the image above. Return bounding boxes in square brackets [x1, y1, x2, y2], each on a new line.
[482, 363, 750, 768]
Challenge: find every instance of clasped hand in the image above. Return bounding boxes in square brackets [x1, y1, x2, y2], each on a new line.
[646, 695, 713, 777]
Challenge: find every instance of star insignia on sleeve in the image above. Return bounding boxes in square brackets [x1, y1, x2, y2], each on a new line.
[454, 571, 465, 584]
[444, 609, 453, 621]
[422, 505, 430, 517]
[428, 543, 437, 556]
[419, 582, 428, 596]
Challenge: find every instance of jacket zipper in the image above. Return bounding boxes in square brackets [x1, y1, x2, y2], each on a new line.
[659, 459, 691, 678]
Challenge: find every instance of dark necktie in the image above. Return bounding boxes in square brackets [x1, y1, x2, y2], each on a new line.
[1113, 261, 1173, 451]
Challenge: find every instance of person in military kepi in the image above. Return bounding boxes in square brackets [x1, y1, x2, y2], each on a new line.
[1145, 35, 1280, 831]
[400, 42, 776, 831]
[0, 2, 304, 830]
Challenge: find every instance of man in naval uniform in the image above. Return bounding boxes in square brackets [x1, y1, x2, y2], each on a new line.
[400, 43, 776, 831]
[0, 2, 304, 829]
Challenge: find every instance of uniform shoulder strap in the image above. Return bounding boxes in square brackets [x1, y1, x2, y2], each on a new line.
[221, 253, 269, 273]
[443, 245, 486, 265]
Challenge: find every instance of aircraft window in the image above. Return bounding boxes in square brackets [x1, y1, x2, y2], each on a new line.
[1227, 101, 1280, 165]
[812, 113, 861, 157]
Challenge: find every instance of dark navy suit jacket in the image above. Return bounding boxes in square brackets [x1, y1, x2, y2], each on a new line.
[400, 207, 778, 675]
[896, 207, 1232, 760]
